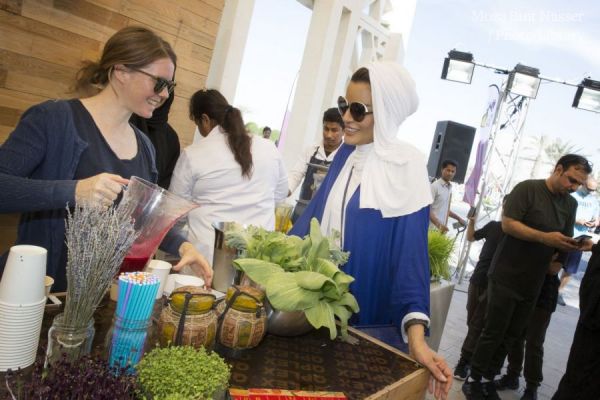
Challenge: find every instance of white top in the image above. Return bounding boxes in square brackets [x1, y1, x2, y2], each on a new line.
[169, 126, 288, 263]
[321, 143, 373, 247]
[430, 178, 452, 229]
[287, 142, 340, 194]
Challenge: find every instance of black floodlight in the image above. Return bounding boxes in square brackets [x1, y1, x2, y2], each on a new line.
[441, 50, 475, 84]
[572, 78, 600, 113]
[507, 64, 541, 98]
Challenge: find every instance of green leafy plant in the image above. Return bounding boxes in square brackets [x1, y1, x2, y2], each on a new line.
[226, 219, 358, 340]
[428, 229, 455, 281]
[136, 346, 230, 400]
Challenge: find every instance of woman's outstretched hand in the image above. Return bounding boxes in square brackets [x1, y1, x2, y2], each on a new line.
[173, 242, 213, 288]
[407, 324, 453, 399]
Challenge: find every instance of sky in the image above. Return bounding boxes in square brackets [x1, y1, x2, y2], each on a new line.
[235, 0, 599, 166]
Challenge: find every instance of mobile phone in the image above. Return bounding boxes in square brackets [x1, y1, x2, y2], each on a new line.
[574, 234, 592, 242]
[467, 207, 476, 219]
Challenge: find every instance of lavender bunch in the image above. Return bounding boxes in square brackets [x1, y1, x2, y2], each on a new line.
[63, 204, 138, 328]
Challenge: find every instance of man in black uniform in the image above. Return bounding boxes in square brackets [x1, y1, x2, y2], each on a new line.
[552, 238, 600, 400]
[462, 154, 592, 400]
[454, 211, 504, 380]
[287, 108, 344, 222]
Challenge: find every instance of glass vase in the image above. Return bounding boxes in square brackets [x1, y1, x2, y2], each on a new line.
[105, 315, 153, 371]
[46, 313, 95, 366]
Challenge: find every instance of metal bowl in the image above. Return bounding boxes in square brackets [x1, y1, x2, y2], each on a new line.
[266, 303, 313, 336]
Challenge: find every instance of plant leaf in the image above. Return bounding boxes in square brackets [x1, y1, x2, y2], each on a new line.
[267, 273, 320, 311]
[305, 302, 337, 340]
[335, 292, 360, 313]
[313, 258, 340, 278]
[294, 271, 334, 290]
[332, 304, 352, 340]
[233, 258, 284, 287]
[332, 271, 355, 293]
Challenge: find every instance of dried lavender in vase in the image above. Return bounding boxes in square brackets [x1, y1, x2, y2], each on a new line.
[46, 203, 138, 365]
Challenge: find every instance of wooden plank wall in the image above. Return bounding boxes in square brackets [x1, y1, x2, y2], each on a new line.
[0, 0, 224, 253]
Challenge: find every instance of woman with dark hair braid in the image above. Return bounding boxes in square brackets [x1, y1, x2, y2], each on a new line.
[169, 89, 288, 263]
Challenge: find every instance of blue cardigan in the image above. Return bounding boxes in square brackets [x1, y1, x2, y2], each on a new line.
[0, 100, 184, 290]
[290, 144, 431, 328]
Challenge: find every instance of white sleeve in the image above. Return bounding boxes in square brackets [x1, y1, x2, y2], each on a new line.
[287, 146, 312, 195]
[430, 181, 438, 200]
[168, 149, 195, 202]
[400, 312, 431, 343]
[274, 153, 289, 203]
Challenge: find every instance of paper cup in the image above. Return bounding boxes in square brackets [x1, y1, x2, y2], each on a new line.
[146, 260, 172, 299]
[45, 276, 54, 296]
[173, 274, 205, 289]
[0, 245, 47, 304]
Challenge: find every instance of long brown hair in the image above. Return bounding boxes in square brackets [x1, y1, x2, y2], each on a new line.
[189, 89, 253, 178]
[74, 26, 176, 97]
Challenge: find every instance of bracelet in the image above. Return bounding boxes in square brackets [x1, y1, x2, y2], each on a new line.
[404, 318, 429, 332]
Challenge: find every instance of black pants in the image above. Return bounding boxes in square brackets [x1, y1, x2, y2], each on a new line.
[470, 279, 536, 379]
[460, 283, 487, 362]
[506, 306, 552, 387]
[552, 322, 600, 400]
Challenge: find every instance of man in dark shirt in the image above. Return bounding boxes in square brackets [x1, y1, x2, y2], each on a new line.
[463, 154, 591, 400]
[453, 215, 504, 380]
[495, 256, 563, 400]
[552, 239, 600, 400]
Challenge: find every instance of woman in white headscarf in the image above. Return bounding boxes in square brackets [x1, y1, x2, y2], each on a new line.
[290, 62, 452, 398]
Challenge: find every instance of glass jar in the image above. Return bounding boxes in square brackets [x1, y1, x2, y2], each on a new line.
[46, 313, 95, 366]
[105, 315, 152, 370]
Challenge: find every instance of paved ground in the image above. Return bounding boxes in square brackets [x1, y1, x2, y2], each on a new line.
[425, 280, 580, 400]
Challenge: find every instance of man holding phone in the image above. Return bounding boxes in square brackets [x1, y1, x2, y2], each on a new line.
[463, 154, 592, 400]
[557, 177, 599, 306]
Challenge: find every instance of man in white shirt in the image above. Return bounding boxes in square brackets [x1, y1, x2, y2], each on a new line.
[430, 159, 466, 233]
[288, 108, 344, 222]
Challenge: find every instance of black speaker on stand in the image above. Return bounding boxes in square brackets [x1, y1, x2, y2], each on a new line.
[427, 121, 476, 184]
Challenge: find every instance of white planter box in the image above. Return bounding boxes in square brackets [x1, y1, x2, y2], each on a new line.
[426, 280, 455, 352]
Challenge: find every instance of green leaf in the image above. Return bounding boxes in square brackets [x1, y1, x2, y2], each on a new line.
[332, 271, 355, 293]
[233, 258, 284, 287]
[294, 271, 334, 290]
[332, 304, 352, 340]
[334, 292, 360, 313]
[305, 302, 337, 340]
[267, 273, 320, 311]
[313, 258, 340, 278]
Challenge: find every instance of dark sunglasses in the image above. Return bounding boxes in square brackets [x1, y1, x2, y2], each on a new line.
[128, 66, 176, 94]
[337, 96, 373, 122]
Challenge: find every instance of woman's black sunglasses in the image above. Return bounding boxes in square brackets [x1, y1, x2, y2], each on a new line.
[128, 67, 176, 94]
[337, 96, 373, 122]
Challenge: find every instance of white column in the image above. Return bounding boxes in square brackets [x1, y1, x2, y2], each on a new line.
[206, 0, 256, 102]
[281, 0, 345, 170]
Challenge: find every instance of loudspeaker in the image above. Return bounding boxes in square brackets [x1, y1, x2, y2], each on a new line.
[427, 121, 476, 184]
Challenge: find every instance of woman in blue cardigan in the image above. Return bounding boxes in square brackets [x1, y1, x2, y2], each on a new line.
[290, 62, 452, 399]
[0, 27, 211, 290]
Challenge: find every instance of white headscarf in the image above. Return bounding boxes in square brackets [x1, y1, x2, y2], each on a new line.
[359, 62, 433, 217]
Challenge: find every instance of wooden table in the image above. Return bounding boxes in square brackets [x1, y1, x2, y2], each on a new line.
[2, 296, 429, 400]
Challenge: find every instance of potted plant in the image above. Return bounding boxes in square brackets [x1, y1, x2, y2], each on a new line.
[136, 346, 230, 400]
[426, 229, 457, 351]
[5, 353, 137, 399]
[225, 219, 359, 341]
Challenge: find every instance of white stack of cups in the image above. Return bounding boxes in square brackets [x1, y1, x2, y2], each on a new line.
[0, 245, 48, 371]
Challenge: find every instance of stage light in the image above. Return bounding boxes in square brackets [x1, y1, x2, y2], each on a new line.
[572, 78, 600, 113]
[507, 64, 541, 98]
[441, 50, 475, 84]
